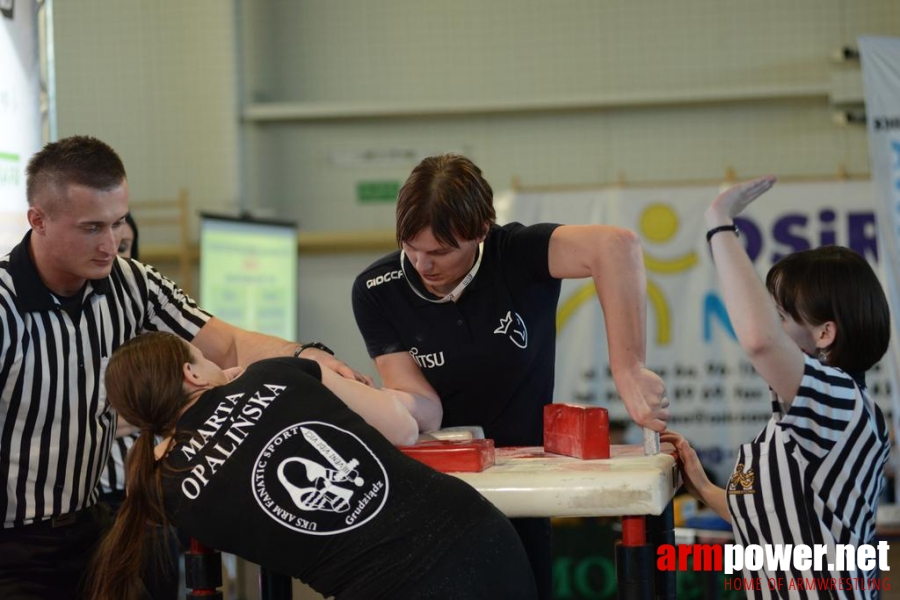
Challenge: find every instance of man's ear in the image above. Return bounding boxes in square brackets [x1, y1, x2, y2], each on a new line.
[27, 207, 46, 234]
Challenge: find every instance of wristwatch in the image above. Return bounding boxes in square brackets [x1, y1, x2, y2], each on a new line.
[293, 341, 335, 358]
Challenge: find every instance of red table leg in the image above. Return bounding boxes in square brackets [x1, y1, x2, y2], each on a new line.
[617, 515, 654, 599]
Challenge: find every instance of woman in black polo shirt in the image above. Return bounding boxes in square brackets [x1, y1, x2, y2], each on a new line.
[352, 154, 671, 599]
[88, 332, 536, 600]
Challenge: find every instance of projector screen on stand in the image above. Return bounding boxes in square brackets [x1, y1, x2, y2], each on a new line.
[199, 214, 298, 340]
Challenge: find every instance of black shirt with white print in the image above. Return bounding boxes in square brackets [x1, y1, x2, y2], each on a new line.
[352, 223, 561, 447]
[163, 358, 524, 599]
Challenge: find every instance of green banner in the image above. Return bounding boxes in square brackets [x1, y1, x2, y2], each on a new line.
[356, 180, 401, 203]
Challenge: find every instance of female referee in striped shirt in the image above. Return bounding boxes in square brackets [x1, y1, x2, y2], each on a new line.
[663, 176, 891, 598]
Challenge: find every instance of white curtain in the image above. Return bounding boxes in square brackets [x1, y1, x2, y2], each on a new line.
[860, 35, 900, 502]
[0, 0, 41, 254]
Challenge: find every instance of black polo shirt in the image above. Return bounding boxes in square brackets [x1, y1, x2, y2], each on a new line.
[0, 231, 210, 527]
[164, 357, 506, 599]
[352, 223, 561, 447]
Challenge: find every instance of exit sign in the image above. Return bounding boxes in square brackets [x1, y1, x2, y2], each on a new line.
[357, 180, 400, 203]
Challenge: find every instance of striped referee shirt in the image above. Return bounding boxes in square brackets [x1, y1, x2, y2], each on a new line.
[99, 430, 138, 497]
[0, 231, 210, 527]
[727, 354, 890, 599]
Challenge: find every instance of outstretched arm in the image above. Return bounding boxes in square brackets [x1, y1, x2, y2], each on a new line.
[192, 317, 374, 385]
[661, 431, 730, 522]
[705, 177, 806, 402]
[548, 224, 669, 431]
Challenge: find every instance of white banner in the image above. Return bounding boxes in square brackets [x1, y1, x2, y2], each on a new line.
[503, 180, 897, 485]
[0, 0, 41, 254]
[860, 36, 900, 500]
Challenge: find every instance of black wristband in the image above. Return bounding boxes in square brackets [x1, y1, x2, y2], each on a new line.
[706, 224, 739, 243]
[293, 341, 335, 358]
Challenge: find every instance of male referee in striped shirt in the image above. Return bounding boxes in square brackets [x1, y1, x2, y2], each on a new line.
[0, 135, 368, 599]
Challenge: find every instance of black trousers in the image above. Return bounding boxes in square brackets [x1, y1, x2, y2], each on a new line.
[0, 504, 111, 600]
[512, 517, 553, 600]
[392, 508, 539, 600]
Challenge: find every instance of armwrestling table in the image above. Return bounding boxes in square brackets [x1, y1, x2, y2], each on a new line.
[454, 444, 680, 599]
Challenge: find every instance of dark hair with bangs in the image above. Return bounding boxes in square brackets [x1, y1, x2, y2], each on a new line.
[765, 245, 890, 373]
[396, 154, 496, 248]
[26, 135, 127, 208]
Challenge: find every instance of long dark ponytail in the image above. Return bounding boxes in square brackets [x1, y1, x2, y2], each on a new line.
[87, 332, 192, 600]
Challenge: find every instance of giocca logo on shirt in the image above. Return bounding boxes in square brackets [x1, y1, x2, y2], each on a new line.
[366, 270, 404, 288]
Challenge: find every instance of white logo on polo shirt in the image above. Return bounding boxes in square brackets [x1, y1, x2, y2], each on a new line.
[366, 270, 404, 288]
[494, 310, 528, 349]
[409, 347, 445, 369]
[252, 422, 388, 535]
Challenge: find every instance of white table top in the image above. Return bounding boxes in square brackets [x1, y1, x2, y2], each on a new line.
[453, 444, 680, 518]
